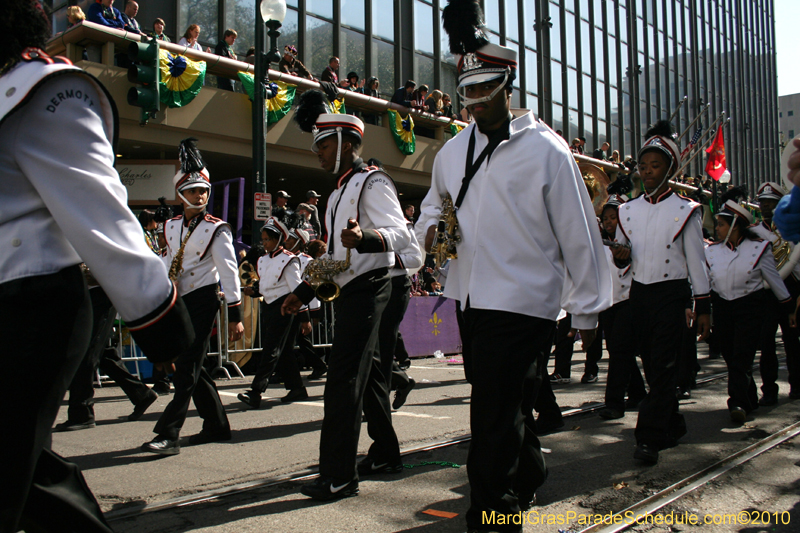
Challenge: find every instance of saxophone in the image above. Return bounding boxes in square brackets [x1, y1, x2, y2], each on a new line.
[771, 222, 791, 271]
[304, 248, 351, 302]
[302, 219, 356, 301]
[168, 217, 201, 282]
[430, 193, 460, 269]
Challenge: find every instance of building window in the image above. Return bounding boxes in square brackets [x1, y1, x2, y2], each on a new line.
[790, 110, 794, 116]
[373, 0, 394, 42]
[178, 0, 219, 47]
[791, 130, 796, 139]
[341, 0, 365, 31]
[780, 112, 783, 118]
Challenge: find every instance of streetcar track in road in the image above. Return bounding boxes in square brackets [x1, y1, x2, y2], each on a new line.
[104, 358, 783, 523]
[578, 421, 800, 533]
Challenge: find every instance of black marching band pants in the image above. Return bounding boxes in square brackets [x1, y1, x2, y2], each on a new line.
[461, 305, 555, 532]
[153, 284, 229, 440]
[1, 265, 112, 533]
[318, 268, 396, 481]
[631, 279, 691, 449]
[602, 300, 647, 412]
[67, 287, 153, 423]
[712, 291, 765, 412]
[385, 276, 413, 392]
[250, 294, 303, 393]
[759, 285, 800, 398]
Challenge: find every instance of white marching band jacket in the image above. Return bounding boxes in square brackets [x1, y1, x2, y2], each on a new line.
[295, 253, 321, 311]
[750, 221, 800, 279]
[615, 190, 710, 312]
[164, 213, 242, 320]
[392, 221, 424, 278]
[256, 248, 302, 304]
[416, 113, 612, 330]
[605, 246, 632, 306]
[295, 163, 410, 303]
[0, 56, 178, 324]
[705, 238, 791, 303]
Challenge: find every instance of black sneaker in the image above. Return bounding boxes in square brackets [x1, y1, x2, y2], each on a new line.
[238, 390, 261, 409]
[128, 390, 158, 421]
[392, 377, 416, 410]
[141, 436, 180, 456]
[581, 373, 599, 384]
[54, 420, 96, 432]
[300, 476, 359, 500]
[633, 443, 658, 464]
[152, 383, 171, 395]
[357, 456, 404, 476]
[729, 406, 747, 424]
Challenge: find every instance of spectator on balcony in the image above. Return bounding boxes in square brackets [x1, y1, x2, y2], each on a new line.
[425, 89, 444, 116]
[410, 84, 428, 112]
[214, 29, 238, 92]
[391, 80, 416, 109]
[593, 141, 610, 160]
[611, 149, 621, 163]
[120, 1, 141, 33]
[570, 137, 581, 154]
[362, 77, 382, 125]
[278, 45, 311, 78]
[153, 18, 170, 42]
[441, 93, 457, 121]
[87, 0, 126, 30]
[320, 56, 339, 85]
[179, 24, 210, 52]
[304, 190, 323, 238]
[66, 6, 86, 28]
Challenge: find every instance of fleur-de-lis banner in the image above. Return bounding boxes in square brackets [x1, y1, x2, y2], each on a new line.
[159, 49, 206, 108]
[387, 109, 416, 155]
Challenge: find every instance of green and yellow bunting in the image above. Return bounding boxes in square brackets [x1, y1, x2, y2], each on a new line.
[237, 73, 297, 125]
[449, 122, 465, 136]
[329, 98, 346, 114]
[159, 49, 206, 108]
[387, 109, 416, 155]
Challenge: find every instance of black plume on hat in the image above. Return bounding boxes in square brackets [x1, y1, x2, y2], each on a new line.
[284, 211, 306, 231]
[178, 138, 205, 174]
[720, 184, 748, 204]
[442, 0, 490, 55]
[293, 89, 330, 133]
[607, 175, 633, 195]
[644, 120, 677, 141]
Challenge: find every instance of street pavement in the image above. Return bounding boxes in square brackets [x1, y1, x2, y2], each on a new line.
[49, 342, 800, 532]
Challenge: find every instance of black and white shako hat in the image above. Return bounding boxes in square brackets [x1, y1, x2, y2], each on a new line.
[718, 200, 754, 225]
[261, 216, 290, 242]
[310, 114, 364, 154]
[173, 138, 211, 192]
[457, 44, 517, 91]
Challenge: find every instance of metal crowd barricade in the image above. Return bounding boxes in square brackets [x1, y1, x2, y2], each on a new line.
[111, 295, 337, 383]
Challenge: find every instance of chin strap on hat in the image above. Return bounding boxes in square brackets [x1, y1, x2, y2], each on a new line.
[177, 190, 208, 211]
[457, 70, 510, 106]
[332, 128, 343, 174]
[644, 160, 675, 200]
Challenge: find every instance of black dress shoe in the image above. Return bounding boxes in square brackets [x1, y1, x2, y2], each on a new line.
[625, 396, 645, 410]
[300, 476, 359, 501]
[54, 420, 96, 432]
[598, 408, 624, 420]
[676, 388, 691, 400]
[152, 383, 171, 395]
[633, 443, 658, 464]
[308, 366, 328, 380]
[238, 390, 261, 409]
[188, 427, 232, 445]
[758, 394, 778, 406]
[729, 406, 747, 424]
[281, 388, 309, 403]
[129, 390, 158, 421]
[392, 377, 416, 410]
[142, 437, 180, 455]
[357, 456, 404, 476]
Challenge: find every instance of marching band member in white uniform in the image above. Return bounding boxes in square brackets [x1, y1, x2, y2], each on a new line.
[283, 93, 411, 500]
[417, 4, 611, 527]
[596, 196, 646, 420]
[706, 200, 794, 423]
[238, 217, 308, 408]
[751, 182, 800, 404]
[0, 4, 193, 529]
[612, 121, 711, 464]
[142, 139, 244, 456]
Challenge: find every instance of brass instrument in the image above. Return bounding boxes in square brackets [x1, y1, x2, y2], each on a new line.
[168, 217, 201, 282]
[577, 162, 611, 215]
[430, 193, 460, 269]
[303, 248, 351, 301]
[773, 223, 791, 271]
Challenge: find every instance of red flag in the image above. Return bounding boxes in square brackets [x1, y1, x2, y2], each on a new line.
[705, 124, 727, 181]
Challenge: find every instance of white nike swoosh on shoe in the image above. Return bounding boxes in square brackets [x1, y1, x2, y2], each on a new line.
[330, 481, 351, 493]
[370, 462, 388, 471]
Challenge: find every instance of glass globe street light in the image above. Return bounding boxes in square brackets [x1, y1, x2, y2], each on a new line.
[253, 0, 287, 243]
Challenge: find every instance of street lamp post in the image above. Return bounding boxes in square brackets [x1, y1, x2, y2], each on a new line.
[253, 0, 286, 243]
